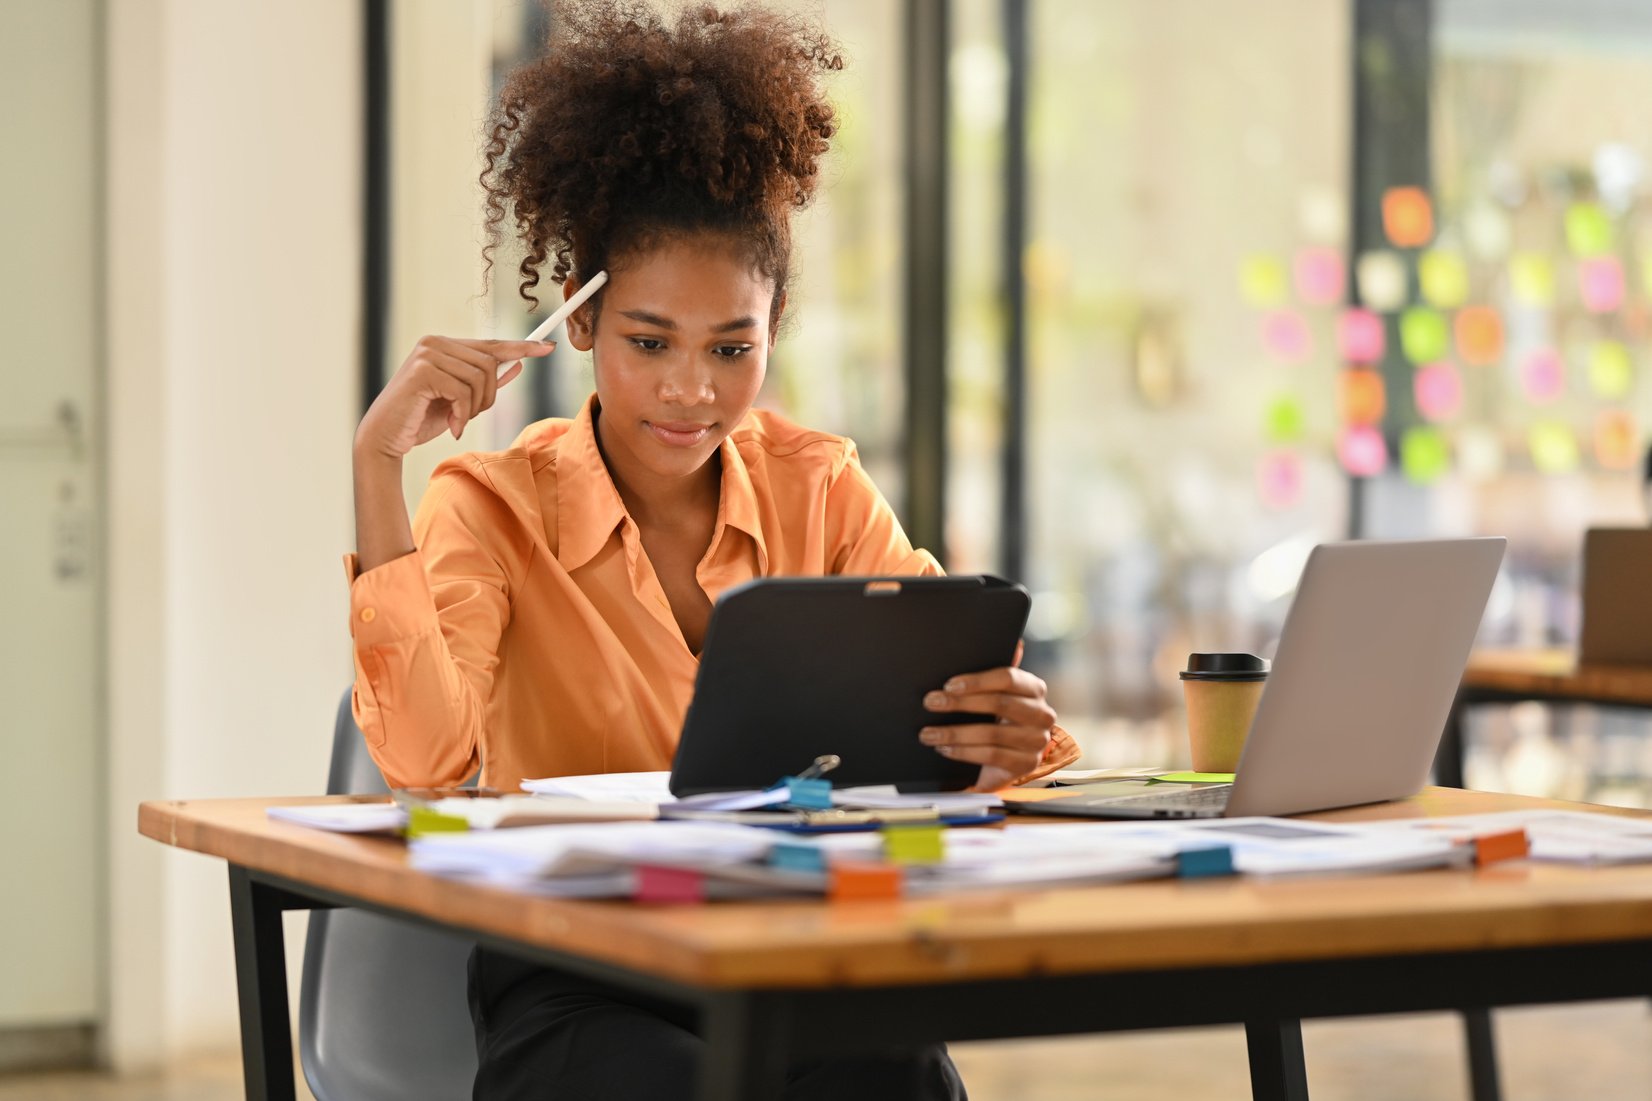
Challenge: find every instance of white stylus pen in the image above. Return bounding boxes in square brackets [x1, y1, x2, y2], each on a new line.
[499, 269, 610, 378]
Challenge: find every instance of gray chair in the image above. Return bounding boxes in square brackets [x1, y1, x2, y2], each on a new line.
[298, 690, 480, 1101]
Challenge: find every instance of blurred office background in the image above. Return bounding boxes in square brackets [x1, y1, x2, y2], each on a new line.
[7, 0, 1652, 1088]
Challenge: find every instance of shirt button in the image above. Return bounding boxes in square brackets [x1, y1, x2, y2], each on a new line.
[360, 607, 377, 623]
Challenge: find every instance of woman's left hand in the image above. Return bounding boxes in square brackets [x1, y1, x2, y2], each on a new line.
[920, 643, 1057, 790]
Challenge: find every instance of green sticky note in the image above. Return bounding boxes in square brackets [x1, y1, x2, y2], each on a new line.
[1401, 426, 1451, 484]
[1510, 253, 1555, 306]
[1399, 307, 1449, 364]
[882, 824, 945, 865]
[1589, 341, 1634, 399]
[1264, 394, 1306, 444]
[1565, 202, 1614, 257]
[1529, 421, 1580, 474]
[1240, 254, 1288, 307]
[1418, 251, 1469, 308]
[1149, 772, 1236, 784]
[406, 806, 470, 837]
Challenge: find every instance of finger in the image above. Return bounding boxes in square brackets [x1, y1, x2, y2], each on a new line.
[937, 666, 1045, 698]
[431, 355, 489, 427]
[424, 372, 473, 439]
[1013, 640, 1024, 668]
[918, 722, 1050, 753]
[475, 338, 557, 360]
[974, 765, 1015, 792]
[497, 359, 525, 387]
[924, 738, 1043, 775]
[924, 689, 1055, 730]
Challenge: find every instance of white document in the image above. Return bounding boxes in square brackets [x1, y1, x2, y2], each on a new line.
[267, 803, 407, 833]
[1376, 810, 1652, 865]
[1094, 817, 1467, 877]
[831, 786, 1003, 813]
[409, 820, 777, 882]
[520, 771, 675, 802]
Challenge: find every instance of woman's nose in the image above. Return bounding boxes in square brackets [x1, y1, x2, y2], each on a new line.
[658, 358, 714, 404]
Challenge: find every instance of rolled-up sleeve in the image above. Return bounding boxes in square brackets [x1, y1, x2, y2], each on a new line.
[345, 459, 523, 788]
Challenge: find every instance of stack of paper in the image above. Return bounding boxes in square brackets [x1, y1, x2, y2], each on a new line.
[1375, 810, 1652, 864]
[520, 771, 1003, 813]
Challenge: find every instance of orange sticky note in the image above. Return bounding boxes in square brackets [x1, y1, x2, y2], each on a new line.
[1595, 410, 1638, 470]
[1382, 186, 1434, 248]
[1454, 306, 1504, 366]
[1338, 367, 1386, 426]
[829, 860, 904, 902]
[635, 865, 705, 905]
[1471, 829, 1529, 866]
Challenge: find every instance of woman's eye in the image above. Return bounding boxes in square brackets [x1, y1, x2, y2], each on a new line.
[714, 345, 752, 359]
[629, 338, 665, 353]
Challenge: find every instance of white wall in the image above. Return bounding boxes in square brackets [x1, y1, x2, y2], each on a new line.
[105, 0, 360, 1068]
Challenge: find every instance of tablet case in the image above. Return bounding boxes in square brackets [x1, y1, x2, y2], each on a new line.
[669, 576, 1031, 795]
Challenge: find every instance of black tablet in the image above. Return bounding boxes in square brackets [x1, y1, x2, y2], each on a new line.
[668, 575, 1031, 795]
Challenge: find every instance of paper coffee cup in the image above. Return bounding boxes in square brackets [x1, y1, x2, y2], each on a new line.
[1179, 653, 1269, 773]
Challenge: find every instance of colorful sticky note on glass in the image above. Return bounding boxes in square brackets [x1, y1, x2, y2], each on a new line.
[1401, 426, 1451, 483]
[1454, 306, 1504, 366]
[1418, 251, 1470, 308]
[1338, 424, 1388, 477]
[1382, 186, 1434, 248]
[1413, 362, 1463, 421]
[1457, 425, 1503, 480]
[1298, 185, 1344, 243]
[1240, 254, 1289, 307]
[1257, 450, 1303, 510]
[1294, 247, 1344, 305]
[1530, 422, 1580, 474]
[1337, 308, 1385, 363]
[1521, 349, 1565, 404]
[1399, 307, 1449, 364]
[1595, 410, 1638, 470]
[1261, 310, 1312, 363]
[1264, 394, 1306, 443]
[1589, 341, 1634, 399]
[1565, 201, 1614, 257]
[1464, 201, 1511, 260]
[1579, 257, 1626, 313]
[1338, 367, 1386, 425]
[1356, 250, 1408, 312]
[635, 864, 705, 905]
[1510, 253, 1556, 306]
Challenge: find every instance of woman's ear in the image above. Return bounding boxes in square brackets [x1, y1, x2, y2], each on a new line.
[563, 278, 596, 352]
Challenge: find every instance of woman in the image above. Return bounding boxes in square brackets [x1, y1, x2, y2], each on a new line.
[346, 3, 1078, 1096]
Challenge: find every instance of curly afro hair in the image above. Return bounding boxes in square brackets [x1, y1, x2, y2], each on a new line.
[481, 1, 843, 322]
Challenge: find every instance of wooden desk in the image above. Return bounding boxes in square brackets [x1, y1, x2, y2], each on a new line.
[1436, 648, 1652, 788]
[141, 790, 1652, 1101]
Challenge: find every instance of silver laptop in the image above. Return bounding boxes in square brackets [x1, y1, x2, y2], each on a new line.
[1015, 538, 1506, 820]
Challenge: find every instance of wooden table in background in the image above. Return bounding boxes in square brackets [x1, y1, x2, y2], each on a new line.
[140, 789, 1652, 1101]
[1436, 648, 1652, 788]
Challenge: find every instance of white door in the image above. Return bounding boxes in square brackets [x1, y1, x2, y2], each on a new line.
[0, 0, 100, 1031]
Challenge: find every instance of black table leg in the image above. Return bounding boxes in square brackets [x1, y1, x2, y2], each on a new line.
[1246, 1017, 1310, 1101]
[228, 866, 295, 1101]
[696, 991, 791, 1101]
[1462, 1007, 1502, 1101]
[1435, 695, 1468, 789]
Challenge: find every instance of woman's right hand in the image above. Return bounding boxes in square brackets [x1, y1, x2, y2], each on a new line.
[353, 336, 556, 461]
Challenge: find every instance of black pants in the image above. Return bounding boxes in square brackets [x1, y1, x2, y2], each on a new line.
[468, 946, 968, 1100]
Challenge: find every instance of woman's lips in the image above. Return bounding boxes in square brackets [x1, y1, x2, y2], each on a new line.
[646, 421, 713, 447]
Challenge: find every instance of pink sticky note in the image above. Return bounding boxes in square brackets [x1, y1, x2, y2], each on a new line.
[1338, 425, 1388, 477]
[1413, 362, 1463, 422]
[635, 865, 705, 905]
[1521, 349, 1565, 405]
[1337, 309, 1385, 363]
[1579, 257, 1625, 313]
[1294, 248, 1344, 306]
[1257, 450, 1304, 510]
[1261, 310, 1312, 364]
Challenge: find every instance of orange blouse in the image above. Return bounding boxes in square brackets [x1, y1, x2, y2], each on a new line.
[346, 395, 1078, 792]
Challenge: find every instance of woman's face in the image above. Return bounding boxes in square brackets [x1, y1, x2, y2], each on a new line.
[565, 235, 776, 490]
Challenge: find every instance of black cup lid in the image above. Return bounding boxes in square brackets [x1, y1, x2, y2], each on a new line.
[1179, 652, 1269, 681]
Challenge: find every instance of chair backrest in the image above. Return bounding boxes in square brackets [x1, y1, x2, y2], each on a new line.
[298, 689, 479, 1101]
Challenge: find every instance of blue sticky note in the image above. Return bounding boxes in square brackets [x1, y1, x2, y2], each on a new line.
[770, 842, 827, 873]
[1175, 846, 1235, 878]
[783, 777, 833, 810]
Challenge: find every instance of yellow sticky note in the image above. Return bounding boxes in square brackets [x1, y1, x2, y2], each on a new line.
[1510, 253, 1555, 306]
[1241, 254, 1289, 307]
[882, 824, 946, 865]
[407, 806, 469, 837]
[1418, 251, 1469, 309]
